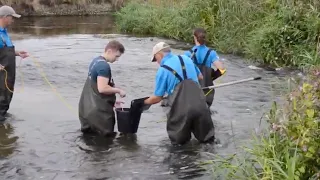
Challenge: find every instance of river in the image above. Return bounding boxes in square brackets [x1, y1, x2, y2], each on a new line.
[0, 15, 289, 180]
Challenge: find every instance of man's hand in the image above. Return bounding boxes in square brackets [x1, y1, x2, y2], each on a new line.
[16, 51, 29, 59]
[0, 64, 4, 71]
[118, 89, 126, 98]
[114, 100, 124, 108]
[144, 95, 163, 105]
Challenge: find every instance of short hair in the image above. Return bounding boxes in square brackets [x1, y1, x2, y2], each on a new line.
[105, 40, 125, 54]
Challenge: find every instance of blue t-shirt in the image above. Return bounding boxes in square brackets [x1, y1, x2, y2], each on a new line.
[0, 27, 13, 48]
[154, 52, 201, 97]
[184, 45, 219, 68]
[88, 56, 111, 83]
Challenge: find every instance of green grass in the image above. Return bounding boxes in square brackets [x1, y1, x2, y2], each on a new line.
[115, 0, 320, 68]
[201, 67, 320, 180]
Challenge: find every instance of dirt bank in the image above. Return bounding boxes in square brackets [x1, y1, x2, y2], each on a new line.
[0, 0, 125, 16]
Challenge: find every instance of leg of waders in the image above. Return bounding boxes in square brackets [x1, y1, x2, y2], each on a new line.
[98, 110, 116, 137]
[203, 88, 215, 108]
[0, 89, 11, 120]
[192, 111, 215, 143]
[79, 116, 93, 133]
[167, 117, 192, 145]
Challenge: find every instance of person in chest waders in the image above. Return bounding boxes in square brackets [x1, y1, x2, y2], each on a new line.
[78, 40, 126, 136]
[184, 28, 226, 109]
[0, 6, 29, 122]
[144, 42, 215, 145]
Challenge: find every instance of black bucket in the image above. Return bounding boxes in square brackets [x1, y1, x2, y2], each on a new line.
[115, 97, 150, 134]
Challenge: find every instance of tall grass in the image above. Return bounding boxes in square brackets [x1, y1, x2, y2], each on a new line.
[200, 67, 320, 180]
[115, 0, 320, 68]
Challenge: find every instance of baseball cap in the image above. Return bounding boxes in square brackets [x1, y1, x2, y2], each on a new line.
[151, 42, 170, 62]
[0, 5, 21, 18]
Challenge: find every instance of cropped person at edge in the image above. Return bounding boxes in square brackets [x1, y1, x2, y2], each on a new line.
[0, 6, 29, 122]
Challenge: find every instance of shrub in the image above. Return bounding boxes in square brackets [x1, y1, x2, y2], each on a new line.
[205, 67, 320, 180]
[245, 5, 320, 67]
[115, 0, 320, 68]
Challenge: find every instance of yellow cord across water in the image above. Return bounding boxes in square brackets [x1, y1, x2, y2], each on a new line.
[29, 56, 78, 115]
[1, 55, 77, 115]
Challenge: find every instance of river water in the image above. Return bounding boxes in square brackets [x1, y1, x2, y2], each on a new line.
[0, 15, 289, 180]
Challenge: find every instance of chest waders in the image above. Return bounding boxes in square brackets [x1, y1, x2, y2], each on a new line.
[189, 49, 215, 108]
[0, 36, 16, 118]
[78, 58, 116, 136]
[162, 55, 215, 145]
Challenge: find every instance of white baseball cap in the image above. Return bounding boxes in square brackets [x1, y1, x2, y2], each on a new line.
[0, 5, 21, 18]
[151, 42, 170, 62]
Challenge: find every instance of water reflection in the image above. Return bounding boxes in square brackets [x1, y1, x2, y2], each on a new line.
[116, 134, 141, 152]
[9, 15, 116, 37]
[0, 123, 19, 158]
[78, 133, 141, 153]
[78, 133, 115, 153]
[162, 140, 215, 179]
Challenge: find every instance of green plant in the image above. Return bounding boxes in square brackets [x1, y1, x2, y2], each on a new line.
[198, 67, 320, 180]
[245, 5, 320, 67]
[115, 0, 320, 68]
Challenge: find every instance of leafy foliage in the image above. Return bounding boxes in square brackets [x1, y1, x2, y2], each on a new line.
[116, 0, 320, 68]
[206, 68, 320, 180]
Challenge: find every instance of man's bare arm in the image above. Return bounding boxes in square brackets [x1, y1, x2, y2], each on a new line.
[97, 76, 121, 95]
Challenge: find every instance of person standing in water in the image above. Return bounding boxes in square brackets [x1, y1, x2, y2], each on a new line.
[144, 42, 215, 145]
[78, 40, 126, 136]
[0, 6, 29, 121]
[184, 28, 226, 108]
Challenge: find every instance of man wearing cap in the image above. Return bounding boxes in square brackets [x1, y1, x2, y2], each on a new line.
[0, 5, 29, 121]
[144, 42, 215, 145]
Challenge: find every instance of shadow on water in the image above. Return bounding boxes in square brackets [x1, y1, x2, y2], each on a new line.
[0, 123, 19, 159]
[162, 140, 216, 179]
[77, 133, 141, 153]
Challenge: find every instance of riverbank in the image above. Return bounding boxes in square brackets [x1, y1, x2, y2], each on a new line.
[207, 67, 320, 179]
[115, 0, 320, 69]
[0, 0, 125, 16]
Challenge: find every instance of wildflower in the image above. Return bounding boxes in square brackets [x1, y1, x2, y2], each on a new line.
[302, 145, 308, 152]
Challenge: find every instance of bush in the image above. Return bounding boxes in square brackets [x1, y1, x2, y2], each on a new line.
[245, 5, 320, 67]
[115, 0, 320, 68]
[205, 67, 320, 180]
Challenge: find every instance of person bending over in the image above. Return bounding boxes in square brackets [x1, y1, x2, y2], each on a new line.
[144, 42, 215, 145]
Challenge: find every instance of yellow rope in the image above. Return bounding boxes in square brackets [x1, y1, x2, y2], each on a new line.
[205, 89, 213, 96]
[1, 58, 24, 93]
[29, 55, 78, 115]
[1, 55, 77, 115]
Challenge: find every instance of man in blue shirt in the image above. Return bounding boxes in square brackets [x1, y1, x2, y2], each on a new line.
[144, 42, 215, 145]
[0, 6, 29, 121]
[78, 40, 126, 136]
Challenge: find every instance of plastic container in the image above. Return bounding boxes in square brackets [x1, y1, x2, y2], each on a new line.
[115, 108, 140, 133]
[115, 97, 150, 134]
